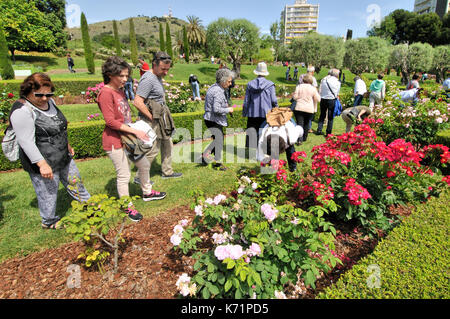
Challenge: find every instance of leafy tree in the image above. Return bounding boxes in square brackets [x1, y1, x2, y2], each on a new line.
[183, 25, 189, 63]
[113, 20, 122, 57]
[186, 16, 206, 54]
[0, 27, 14, 80]
[431, 45, 450, 83]
[159, 23, 165, 52]
[34, 0, 67, 48]
[165, 22, 173, 58]
[438, 13, 450, 45]
[206, 18, 260, 78]
[129, 18, 138, 65]
[289, 32, 345, 74]
[80, 12, 95, 74]
[368, 9, 416, 44]
[0, 0, 57, 61]
[343, 37, 391, 75]
[369, 9, 447, 46]
[389, 43, 434, 84]
[411, 13, 442, 45]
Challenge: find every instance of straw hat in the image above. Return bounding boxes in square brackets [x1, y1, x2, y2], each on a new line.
[254, 62, 269, 76]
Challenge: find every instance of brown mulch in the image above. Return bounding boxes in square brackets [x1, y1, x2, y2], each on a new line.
[0, 203, 414, 299]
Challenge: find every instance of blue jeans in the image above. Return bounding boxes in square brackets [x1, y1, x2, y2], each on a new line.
[354, 94, 364, 106]
[191, 82, 200, 99]
[29, 159, 91, 226]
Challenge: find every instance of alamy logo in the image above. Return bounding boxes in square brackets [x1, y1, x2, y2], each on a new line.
[366, 4, 382, 29]
[66, 4, 81, 28]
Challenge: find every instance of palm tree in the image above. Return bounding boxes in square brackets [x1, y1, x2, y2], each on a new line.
[186, 15, 206, 53]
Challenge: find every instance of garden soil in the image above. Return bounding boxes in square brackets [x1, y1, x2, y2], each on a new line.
[0, 204, 411, 299]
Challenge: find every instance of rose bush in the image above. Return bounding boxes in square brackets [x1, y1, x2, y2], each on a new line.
[172, 182, 341, 299]
[0, 84, 15, 123]
[372, 80, 449, 148]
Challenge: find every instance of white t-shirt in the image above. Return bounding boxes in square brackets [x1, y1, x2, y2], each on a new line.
[398, 88, 418, 103]
[257, 121, 303, 162]
[354, 79, 367, 95]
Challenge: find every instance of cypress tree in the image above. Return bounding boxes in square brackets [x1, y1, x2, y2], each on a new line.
[0, 27, 14, 80]
[113, 20, 122, 57]
[80, 12, 95, 74]
[183, 25, 189, 63]
[159, 23, 165, 52]
[129, 18, 138, 66]
[165, 22, 173, 57]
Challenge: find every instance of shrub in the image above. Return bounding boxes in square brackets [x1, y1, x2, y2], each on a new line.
[172, 183, 341, 299]
[80, 12, 95, 74]
[61, 194, 138, 274]
[0, 27, 14, 80]
[0, 84, 15, 123]
[372, 83, 449, 148]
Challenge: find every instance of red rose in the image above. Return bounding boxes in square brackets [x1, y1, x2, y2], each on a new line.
[7, 93, 14, 98]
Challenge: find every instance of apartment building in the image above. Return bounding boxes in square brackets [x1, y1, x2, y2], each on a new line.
[414, 0, 449, 18]
[283, 0, 319, 45]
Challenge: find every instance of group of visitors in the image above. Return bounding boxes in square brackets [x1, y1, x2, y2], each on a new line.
[10, 53, 446, 229]
[9, 52, 183, 227]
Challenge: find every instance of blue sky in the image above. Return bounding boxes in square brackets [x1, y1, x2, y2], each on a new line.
[66, 0, 414, 38]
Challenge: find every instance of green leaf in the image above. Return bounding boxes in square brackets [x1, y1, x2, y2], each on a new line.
[224, 279, 232, 292]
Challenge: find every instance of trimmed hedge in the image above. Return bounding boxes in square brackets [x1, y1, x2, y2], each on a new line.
[1, 79, 102, 96]
[435, 129, 450, 147]
[317, 189, 450, 299]
[0, 103, 295, 171]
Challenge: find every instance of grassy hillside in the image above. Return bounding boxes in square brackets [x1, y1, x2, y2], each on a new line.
[67, 16, 187, 43]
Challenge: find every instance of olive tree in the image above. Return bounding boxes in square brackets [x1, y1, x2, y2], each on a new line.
[289, 32, 345, 74]
[343, 37, 391, 75]
[206, 18, 259, 78]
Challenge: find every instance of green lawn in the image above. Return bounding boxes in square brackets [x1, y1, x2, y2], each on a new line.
[8, 52, 403, 88]
[0, 117, 346, 262]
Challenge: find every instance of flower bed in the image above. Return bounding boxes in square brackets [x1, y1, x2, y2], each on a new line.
[170, 122, 449, 299]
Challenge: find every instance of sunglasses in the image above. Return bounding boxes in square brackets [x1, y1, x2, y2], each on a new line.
[34, 92, 55, 98]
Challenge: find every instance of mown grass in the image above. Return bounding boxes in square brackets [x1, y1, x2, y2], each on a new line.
[317, 188, 450, 299]
[0, 117, 346, 263]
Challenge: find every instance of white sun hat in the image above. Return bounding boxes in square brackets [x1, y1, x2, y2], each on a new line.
[254, 62, 270, 76]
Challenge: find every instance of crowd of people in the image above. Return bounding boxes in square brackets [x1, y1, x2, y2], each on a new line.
[7, 52, 450, 228]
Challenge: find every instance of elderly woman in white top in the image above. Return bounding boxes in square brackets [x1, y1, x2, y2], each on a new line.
[201, 68, 235, 169]
[316, 68, 341, 136]
[353, 76, 367, 107]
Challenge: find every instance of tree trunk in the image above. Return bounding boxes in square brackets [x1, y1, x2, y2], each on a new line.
[401, 71, 409, 86]
[232, 60, 241, 79]
[10, 48, 15, 64]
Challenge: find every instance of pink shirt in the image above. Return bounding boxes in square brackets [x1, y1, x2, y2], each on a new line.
[97, 86, 132, 151]
[293, 84, 321, 114]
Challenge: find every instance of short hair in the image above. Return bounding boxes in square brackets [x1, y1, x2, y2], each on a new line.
[152, 51, 172, 66]
[307, 66, 315, 73]
[102, 56, 131, 84]
[377, 73, 385, 80]
[20, 73, 55, 98]
[302, 74, 314, 85]
[265, 134, 287, 158]
[216, 68, 234, 86]
[412, 74, 420, 80]
[329, 68, 340, 78]
[354, 76, 361, 82]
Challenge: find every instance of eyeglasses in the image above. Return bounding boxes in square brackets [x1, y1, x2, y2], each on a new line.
[34, 93, 54, 98]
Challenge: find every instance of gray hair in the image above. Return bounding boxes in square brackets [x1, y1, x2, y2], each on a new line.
[328, 68, 340, 78]
[307, 66, 315, 73]
[216, 68, 234, 86]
